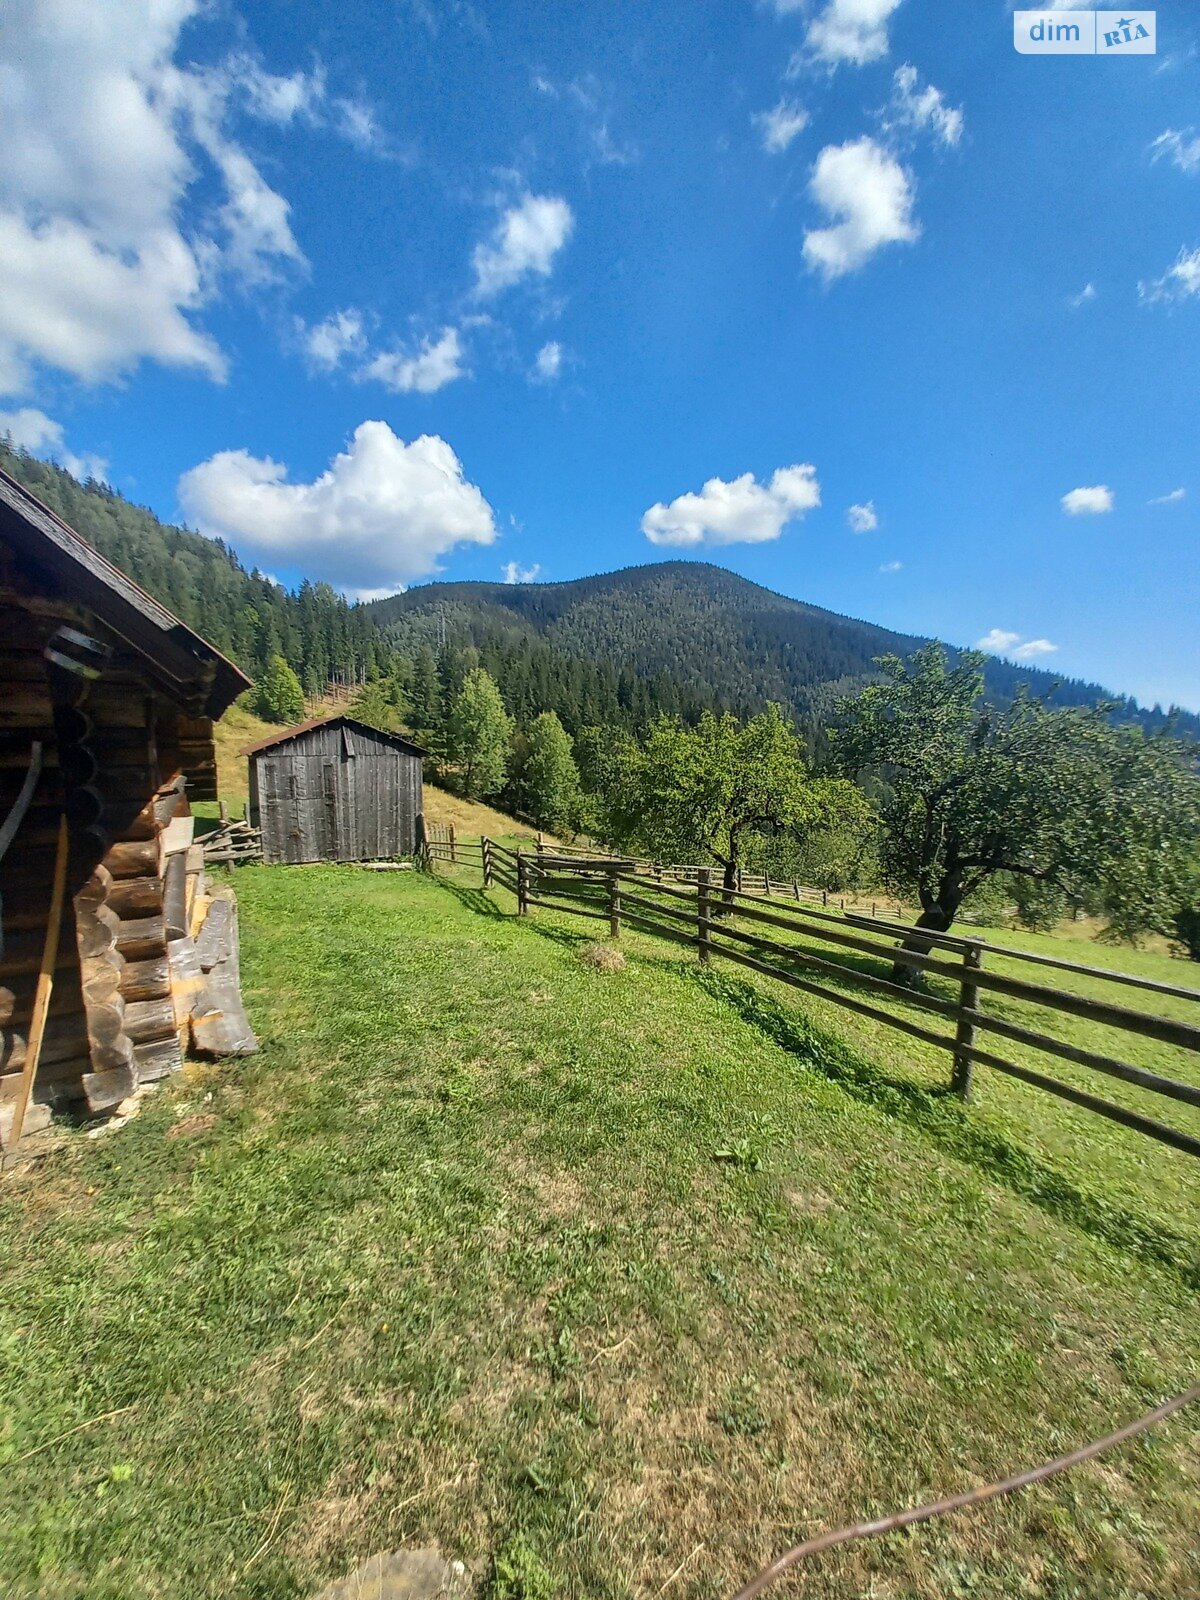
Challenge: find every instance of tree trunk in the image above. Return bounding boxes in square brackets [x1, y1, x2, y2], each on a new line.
[891, 902, 956, 987]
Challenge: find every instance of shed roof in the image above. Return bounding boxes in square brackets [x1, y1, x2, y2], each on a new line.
[0, 467, 251, 719]
[240, 713, 427, 759]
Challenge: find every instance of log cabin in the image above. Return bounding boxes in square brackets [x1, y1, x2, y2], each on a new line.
[0, 467, 257, 1146]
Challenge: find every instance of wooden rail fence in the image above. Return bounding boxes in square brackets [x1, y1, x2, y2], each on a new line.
[428, 836, 1200, 1160]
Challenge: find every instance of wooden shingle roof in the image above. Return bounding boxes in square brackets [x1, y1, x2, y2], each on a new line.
[240, 713, 427, 758]
[0, 467, 251, 719]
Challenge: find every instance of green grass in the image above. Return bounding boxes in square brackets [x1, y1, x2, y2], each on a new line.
[1, 866, 1197, 1600]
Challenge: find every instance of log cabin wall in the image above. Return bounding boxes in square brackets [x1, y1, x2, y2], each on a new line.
[0, 515, 254, 1143]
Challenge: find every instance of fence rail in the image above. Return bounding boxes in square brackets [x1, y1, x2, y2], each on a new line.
[428, 837, 1200, 1160]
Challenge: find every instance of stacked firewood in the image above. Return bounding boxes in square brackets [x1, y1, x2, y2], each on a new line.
[201, 817, 262, 866]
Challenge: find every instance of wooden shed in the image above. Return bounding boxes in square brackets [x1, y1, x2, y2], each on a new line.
[0, 468, 257, 1147]
[244, 716, 425, 865]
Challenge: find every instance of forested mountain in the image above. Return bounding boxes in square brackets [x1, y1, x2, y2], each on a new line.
[369, 562, 1197, 740]
[4, 442, 1194, 742]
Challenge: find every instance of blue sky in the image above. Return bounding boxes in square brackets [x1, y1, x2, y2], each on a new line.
[1, 1, 1197, 708]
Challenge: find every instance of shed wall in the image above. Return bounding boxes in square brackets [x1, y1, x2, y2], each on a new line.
[252, 728, 422, 864]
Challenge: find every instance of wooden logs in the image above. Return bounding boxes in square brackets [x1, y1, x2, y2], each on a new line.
[115, 915, 167, 962]
[72, 865, 135, 1083]
[105, 839, 161, 880]
[107, 876, 165, 919]
[118, 956, 170, 1003]
[133, 1035, 183, 1081]
[123, 996, 178, 1044]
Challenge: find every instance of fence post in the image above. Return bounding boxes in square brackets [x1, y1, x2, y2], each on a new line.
[517, 849, 529, 916]
[608, 864, 621, 939]
[793, 881, 800, 901]
[483, 836, 493, 889]
[951, 942, 982, 1100]
[822, 888, 828, 907]
[697, 868, 711, 964]
[449, 823, 457, 864]
[416, 813, 430, 870]
[764, 874, 771, 896]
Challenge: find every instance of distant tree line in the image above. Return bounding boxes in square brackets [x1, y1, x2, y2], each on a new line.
[6, 444, 1198, 953]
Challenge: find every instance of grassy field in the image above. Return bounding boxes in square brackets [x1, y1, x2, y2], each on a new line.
[1, 866, 1197, 1600]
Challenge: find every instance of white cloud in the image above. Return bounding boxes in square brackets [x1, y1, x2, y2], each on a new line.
[235, 57, 326, 125]
[1069, 282, 1097, 308]
[755, 100, 809, 154]
[803, 137, 918, 281]
[886, 64, 963, 148]
[0, 4, 376, 396]
[976, 628, 1058, 661]
[299, 308, 368, 371]
[1061, 484, 1114, 515]
[532, 341, 563, 382]
[800, 0, 905, 68]
[975, 628, 1021, 654]
[0, 405, 107, 480]
[879, 559, 903, 573]
[472, 194, 574, 297]
[1151, 128, 1200, 175]
[502, 561, 541, 584]
[1149, 487, 1186, 505]
[846, 500, 878, 532]
[178, 421, 497, 595]
[360, 327, 466, 394]
[1139, 247, 1200, 305]
[642, 464, 821, 548]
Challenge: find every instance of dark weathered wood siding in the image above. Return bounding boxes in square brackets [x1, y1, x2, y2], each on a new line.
[251, 722, 423, 864]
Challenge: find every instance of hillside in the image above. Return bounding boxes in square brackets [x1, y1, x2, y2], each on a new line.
[2, 865, 1196, 1597]
[2, 444, 1192, 740]
[370, 562, 1197, 738]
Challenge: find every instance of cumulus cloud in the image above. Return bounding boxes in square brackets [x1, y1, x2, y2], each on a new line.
[642, 464, 821, 548]
[299, 308, 368, 371]
[0, 405, 107, 480]
[178, 421, 497, 596]
[886, 64, 963, 148]
[0, 2, 373, 395]
[1069, 282, 1097, 308]
[1149, 487, 1186, 505]
[846, 500, 878, 532]
[1013, 638, 1058, 660]
[803, 137, 918, 281]
[755, 100, 809, 154]
[472, 194, 574, 297]
[532, 341, 563, 382]
[797, 0, 906, 68]
[360, 327, 466, 394]
[502, 561, 541, 584]
[976, 628, 1058, 661]
[1061, 485, 1114, 515]
[1151, 129, 1200, 175]
[879, 559, 903, 573]
[1139, 247, 1200, 305]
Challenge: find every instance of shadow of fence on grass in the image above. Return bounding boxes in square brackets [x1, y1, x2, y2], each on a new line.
[695, 966, 1200, 1294]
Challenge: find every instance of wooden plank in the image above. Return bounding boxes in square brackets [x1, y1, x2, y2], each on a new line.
[4, 815, 69, 1148]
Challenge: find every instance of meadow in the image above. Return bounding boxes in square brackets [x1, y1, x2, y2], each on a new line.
[1, 863, 1197, 1600]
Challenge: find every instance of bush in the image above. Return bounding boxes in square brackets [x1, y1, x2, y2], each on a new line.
[1173, 905, 1200, 962]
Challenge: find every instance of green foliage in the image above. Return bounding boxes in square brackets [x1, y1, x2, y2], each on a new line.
[832, 644, 1200, 936]
[605, 704, 867, 889]
[350, 670, 409, 734]
[448, 667, 513, 798]
[253, 654, 305, 725]
[516, 711, 581, 833]
[487, 1534, 557, 1600]
[1174, 906, 1200, 961]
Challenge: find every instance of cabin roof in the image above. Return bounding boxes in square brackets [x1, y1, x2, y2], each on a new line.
[240, 713, 427, 759]
[0, 467, 251, 718]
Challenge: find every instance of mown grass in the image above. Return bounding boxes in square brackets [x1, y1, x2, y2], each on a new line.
[1, 866, 1197, 1600]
